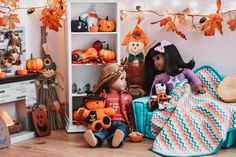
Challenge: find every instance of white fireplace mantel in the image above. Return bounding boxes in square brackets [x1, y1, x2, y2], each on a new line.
[0, 73, 38, 144]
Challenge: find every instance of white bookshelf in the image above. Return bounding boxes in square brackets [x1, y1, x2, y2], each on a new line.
[65, 0, 120, 133]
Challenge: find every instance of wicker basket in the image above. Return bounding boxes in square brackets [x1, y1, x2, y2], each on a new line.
[8, 121, 23, 135]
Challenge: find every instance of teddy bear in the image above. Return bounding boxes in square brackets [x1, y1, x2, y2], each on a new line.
[150, 83, 171, 111]
[78, 94, 115, 132]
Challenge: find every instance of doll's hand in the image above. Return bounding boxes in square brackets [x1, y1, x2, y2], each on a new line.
[148, 99, 158, 111]
[196, 84, 206, 94]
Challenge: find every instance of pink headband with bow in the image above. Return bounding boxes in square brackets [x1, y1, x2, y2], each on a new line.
[154, 40, 172, 53]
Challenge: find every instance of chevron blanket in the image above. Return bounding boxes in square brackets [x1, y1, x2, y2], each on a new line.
[151, 66, 236, 156]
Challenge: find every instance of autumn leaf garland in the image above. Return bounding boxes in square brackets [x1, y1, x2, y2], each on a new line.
[122, 0, 236, 40]
[227, 18, 236, 31]
[0, 0, 65, 31]
[158, 17, 187, 40]
[40, 1, 65, 31]
[0, 0, 20, 29]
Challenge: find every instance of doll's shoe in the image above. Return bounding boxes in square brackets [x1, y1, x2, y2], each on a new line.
[83, 129, 98, 147]
[112, 129, 125, 148]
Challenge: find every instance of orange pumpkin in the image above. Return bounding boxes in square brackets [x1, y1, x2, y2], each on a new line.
[17, 69, 28, 75]
[98, 44, 116, 62]
[26, 54, 43, 71]
[98, 16, 116, 32]
[79, 48, 98, 61]
[89, 24, 98, 32]
[156, 92, 168, 104]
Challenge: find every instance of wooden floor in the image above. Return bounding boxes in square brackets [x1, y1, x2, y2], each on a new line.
[1, 130, 236, 157]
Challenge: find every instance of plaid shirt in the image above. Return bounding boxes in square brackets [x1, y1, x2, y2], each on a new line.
[100, 91, 135, 130]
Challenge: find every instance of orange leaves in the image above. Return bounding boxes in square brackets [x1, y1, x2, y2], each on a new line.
[159, 17, 187, 40]
[6, 13, 20, 29]
[0, 0, 65, 31]
[40, 9, 62, 31]
[40, 0, 65, 31]
[0, 0, 8, 6]
[216, 0, 221, 13]
[160, 17, 172, 26]
[0, 14, 20, 29]
[0, 0, 19, 8]
[202, 14, 223, 36]
[227, 19, 236, 31]
[0, 0, 20, 29]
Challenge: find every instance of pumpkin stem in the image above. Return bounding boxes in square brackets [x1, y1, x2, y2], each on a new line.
[30, 53, 33, 59]
[106, 44, 110, 50]
[79, 16, 81, 20]
[106, 16, 109, 21]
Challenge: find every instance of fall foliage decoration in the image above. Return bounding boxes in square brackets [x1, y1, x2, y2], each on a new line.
[121, 0, 236, 39]
[0, 0, 65, 31]
[158, 17, 187, 40]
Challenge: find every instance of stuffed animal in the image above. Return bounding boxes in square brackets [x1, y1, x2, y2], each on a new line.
[218, 76, 236, 103]
[150, 83, 171, 110]
[78, 95, 115, 132]
[81, 7, 98, 32]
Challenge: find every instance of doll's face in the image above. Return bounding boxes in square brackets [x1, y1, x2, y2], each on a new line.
[128, 41, 144, 55]
[153, 54, 165, 71]
[108, 72, 127, 93]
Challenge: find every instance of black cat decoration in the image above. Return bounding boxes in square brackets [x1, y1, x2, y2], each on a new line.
[71, 16, 88, 32]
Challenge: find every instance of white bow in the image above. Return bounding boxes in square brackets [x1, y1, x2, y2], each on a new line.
[154, 40, 172, 53]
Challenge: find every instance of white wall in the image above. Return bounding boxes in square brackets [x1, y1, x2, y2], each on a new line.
[13, 0, 236, 104]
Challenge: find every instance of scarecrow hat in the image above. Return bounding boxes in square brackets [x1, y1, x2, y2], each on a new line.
[93, 63, 125, 93]
[122, 25, 148, 46]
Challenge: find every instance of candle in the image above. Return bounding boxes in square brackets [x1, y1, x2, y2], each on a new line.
[17, 66, 28, 75]
[0, 68, 6, 78]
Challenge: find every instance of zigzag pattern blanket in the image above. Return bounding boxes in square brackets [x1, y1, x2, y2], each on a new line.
[151, 66, 236, 156]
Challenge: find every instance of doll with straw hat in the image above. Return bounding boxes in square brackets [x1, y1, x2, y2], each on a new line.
[83, 63, 135, 148]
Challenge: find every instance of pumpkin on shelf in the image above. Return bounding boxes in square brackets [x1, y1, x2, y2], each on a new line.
[72, 49, 83, 62]
[92, 40, 105, 51]
[89, 24, 98, 32]
[98, 16, 116, 32]
[99, 44, 116, 62]
[26, 54, 43, 72]
[78, 48, 98, 62]
[71, 16, 88, 32]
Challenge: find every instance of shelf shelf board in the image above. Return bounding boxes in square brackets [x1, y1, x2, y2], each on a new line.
[71, 32, 117, 35]
[72, 93, 87, 97]
[72, 63, 105, 66]
[66, 124, 87, 133]
[10, 131, 35, 144]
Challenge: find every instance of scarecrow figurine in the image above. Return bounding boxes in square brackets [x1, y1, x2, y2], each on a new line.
[82, 63, 135, 148]
[122, 25, 148, 98]
[36, 43, 64, 130]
